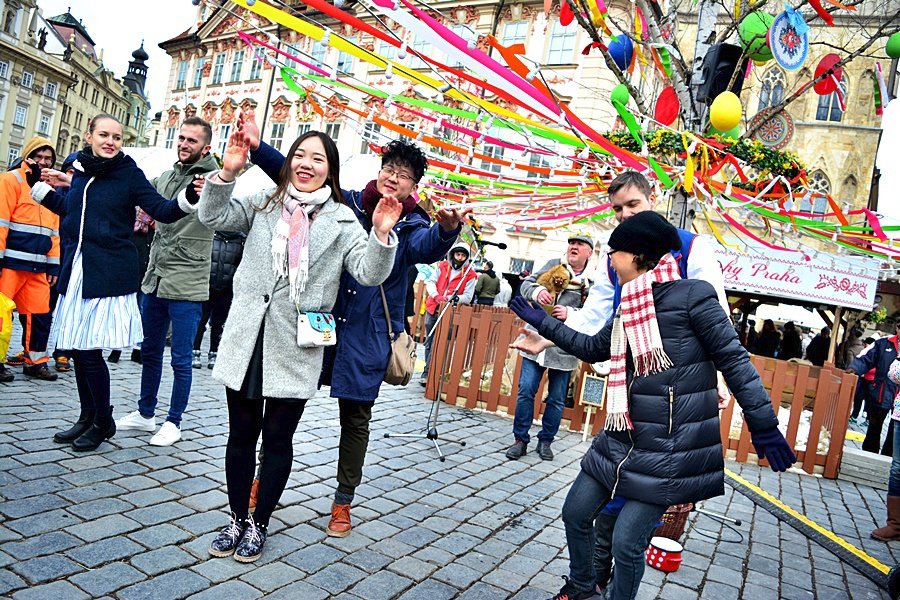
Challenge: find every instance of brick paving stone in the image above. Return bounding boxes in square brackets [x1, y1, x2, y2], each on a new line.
[284, 543, 347, 574]
[396, 578, 459, 600]
[56, 481, 127, 503]
[10, 579, 89, 600]
[68, 562, 145, 596]
[131, 546, 197, 575]
[189, 558, 256, 583]
[66, 497, 134, 520]
[0, 568, 26, 596]
[2, 531, 81, 560]
[304, 562, 367, 595]
[66, 536, 144, 568]
[239, 562, 305, 592]
[350, 569, 414, 598]
[65, 514, 142, 543]
[10, 554, 83, 584]
[127, 501, 193, 526]
[186, 580, 263, 600]
[117, 568, 210, 600]
[341, 548, 392, 573]
[128, 523, 193, 548]
[264, 580, 331, 600]
[433, 562, 481, 588]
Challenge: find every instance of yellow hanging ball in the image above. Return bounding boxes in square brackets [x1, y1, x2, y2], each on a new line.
[709, 91, 743, 132]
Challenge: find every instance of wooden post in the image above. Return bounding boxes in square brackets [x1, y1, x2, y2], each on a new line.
[827, 305, 843, 365]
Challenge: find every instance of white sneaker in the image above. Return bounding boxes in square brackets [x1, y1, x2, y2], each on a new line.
[116, 410, 157, 432]
[149, 421, 181, 446]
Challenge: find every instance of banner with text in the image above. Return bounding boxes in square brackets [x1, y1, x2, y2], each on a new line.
[714, 248, 879, 311]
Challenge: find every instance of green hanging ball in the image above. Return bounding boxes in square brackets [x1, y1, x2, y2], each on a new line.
[708, 124, 740, 140]
[738, 12, 774, 62]
[611, 83, 630, 106]
[887, 32, 900, 59]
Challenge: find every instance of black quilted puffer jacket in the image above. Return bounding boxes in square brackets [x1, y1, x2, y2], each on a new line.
[539, 279, 779, 505]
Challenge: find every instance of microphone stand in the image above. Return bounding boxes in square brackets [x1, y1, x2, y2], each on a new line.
[383, 240, 487, 462]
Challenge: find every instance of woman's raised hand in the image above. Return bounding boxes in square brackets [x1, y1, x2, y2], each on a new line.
[372, 194, 402, 242]
[221, 129, 250, 180]
[509, 328, 554, 355]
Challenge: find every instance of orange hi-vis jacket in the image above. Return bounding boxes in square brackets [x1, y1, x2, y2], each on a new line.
[0, 166, 60, 276]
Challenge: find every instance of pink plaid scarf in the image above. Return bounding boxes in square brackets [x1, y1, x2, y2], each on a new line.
[271, 185, 331, 305]
[605, 253, 681, 431]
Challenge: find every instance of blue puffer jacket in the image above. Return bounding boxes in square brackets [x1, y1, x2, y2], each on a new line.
[539, 279, 779, 505]
[850, 336, 899, 411]
[250, 142, 460, 401]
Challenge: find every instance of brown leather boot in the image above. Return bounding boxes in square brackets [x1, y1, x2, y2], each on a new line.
[326, 502, 352, 538]
[871, 496, 900, 541]
[248, 479, 260, 511]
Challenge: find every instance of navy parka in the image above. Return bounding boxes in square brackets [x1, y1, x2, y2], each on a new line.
[250, 142, 460, 401]
[850, 336, 899, 411]
[35, 154, 189, 299]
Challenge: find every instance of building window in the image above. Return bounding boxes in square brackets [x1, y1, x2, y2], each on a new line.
[527, 152, 552, 180]
[20, 70, 33, 88]
[7, 146, 20, 165]
[297, 123, 312, 138]
[503, 20, 528, 46]
[309, 41, 327, 75]
[360, 122, 381, 153]
[175, 60, 189, 89]
[479, 126, 506, 174]
[816, 77, 845, 122]
[757, 69, 785, 113]
[91, 89, 99, 104]
[74, 111, 83, 130]
[230, 50, 244, 82]
[336, 51, 352, 74]
[324, 122, 341, 140]
[410, 36, 431, 69]
[102, 97, 109, 112]
[45, 81, 57, 99]
[2, 6, 17, 35]
[192, 57, 206, 87]
[799, 170, 830, 219]
[546, 19, 577, 65]
[450, 25, 476, 67]
[509, 258, 534, 274]
[217, 124, 231, 155]
[13, 104, 26, 127]
[212, 53, 226, 84]
[269, 122, 285, 150]
[378, 41, 397, 62]
[0, 60, 8, 79]
[38, 113, 51, 135]
[249, 52, 263, 79]
[165, 126, 176, 149]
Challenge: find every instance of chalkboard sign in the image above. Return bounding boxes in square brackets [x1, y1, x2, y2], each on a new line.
[580, 373, 606, 408]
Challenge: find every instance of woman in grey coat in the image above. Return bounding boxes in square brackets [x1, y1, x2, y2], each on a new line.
[197, 130, 400, 563]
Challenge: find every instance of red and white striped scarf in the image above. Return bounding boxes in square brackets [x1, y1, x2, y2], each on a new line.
[271, 185, 331, 305]
[605, 253, 681, 431]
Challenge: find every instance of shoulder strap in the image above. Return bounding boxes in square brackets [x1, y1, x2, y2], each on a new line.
[378, 286, 395, 338]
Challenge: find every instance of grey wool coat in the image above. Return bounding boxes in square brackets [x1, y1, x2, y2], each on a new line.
[197, 175, 398, 399]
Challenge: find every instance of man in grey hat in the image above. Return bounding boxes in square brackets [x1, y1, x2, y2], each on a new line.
[505, 234, 594, 461]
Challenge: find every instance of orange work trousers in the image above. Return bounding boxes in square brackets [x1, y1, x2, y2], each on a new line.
[0, 270, 51, 365]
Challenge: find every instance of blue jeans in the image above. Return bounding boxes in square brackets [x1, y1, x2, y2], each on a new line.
[512, 357, 570, 445]
[890, 419, 900, 496]
[562, 470, 667, 599]
[138, 292, 202, 427]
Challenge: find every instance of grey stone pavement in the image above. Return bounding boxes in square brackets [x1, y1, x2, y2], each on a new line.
[0, 340, 898, 599]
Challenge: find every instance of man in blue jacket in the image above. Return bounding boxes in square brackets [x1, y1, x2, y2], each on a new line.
[237, 111, 470, 537]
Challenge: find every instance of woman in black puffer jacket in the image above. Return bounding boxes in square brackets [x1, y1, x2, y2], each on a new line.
[511, 212, 794, 600]
[193, 231, 246, 369]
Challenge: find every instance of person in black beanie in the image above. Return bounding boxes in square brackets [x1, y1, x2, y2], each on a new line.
[510, 211, 794, 600]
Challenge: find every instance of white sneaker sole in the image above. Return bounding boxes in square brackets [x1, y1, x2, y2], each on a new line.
[116, 420, 157, 432]
[149, 434, 181, 447]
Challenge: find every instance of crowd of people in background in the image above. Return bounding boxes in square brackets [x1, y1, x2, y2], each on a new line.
[0, 114, 871, 599]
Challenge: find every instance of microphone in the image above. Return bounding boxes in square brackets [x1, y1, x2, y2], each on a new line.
[468, 216, 507, 250]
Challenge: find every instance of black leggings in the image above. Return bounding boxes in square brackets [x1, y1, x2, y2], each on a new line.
[225, 388, 305, 527]
[71, 349, 111, 426]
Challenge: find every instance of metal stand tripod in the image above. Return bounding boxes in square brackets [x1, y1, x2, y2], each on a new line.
[383, 293, 467, 461]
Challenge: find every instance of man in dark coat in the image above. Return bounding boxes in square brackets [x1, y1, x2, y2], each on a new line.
[238, 111, 469, 538]
[850, 327, 899, 456]
[805, 326, 831, 366]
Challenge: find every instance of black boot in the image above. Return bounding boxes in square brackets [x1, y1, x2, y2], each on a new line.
[73, 407, 116, 452]
[53, 408, 96, 443]
[107, 350, 121, 363]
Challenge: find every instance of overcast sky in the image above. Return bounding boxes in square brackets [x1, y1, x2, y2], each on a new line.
[39, 0, 199, 114]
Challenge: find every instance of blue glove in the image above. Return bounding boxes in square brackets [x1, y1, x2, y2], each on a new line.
[750, 428, 796, 472]
[510, 296, 546, 329]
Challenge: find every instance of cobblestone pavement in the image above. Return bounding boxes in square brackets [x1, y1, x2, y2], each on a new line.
[0, 344, 896, 599]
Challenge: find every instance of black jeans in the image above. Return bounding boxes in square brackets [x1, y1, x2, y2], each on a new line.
[864, 405, 894, 455]
[193, 287, 233, 353]
[71, 349, 111, 426]
[224, 388, 305, 527]
[852, 380, 871, 419]
[336, 399, 375, 504]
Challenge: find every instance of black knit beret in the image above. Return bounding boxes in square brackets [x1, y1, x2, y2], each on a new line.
[608, 211, 682, 262]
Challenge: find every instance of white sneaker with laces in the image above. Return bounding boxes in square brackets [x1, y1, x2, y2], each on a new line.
[116, 410, 157, 432]
[149, 421, 181, 446]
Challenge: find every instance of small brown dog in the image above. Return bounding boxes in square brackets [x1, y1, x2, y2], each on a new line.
[536, 264, 571, 301]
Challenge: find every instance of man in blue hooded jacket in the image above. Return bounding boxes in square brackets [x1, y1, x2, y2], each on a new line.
[237, 111, 470, 537]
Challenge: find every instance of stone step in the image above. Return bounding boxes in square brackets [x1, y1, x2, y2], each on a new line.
[838, 447, 891, 490]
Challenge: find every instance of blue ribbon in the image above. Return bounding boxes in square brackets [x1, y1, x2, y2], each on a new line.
[784, 4, 810, 36]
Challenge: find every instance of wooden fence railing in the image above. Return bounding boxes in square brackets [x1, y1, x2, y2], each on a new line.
[422, 303, 858, 478]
